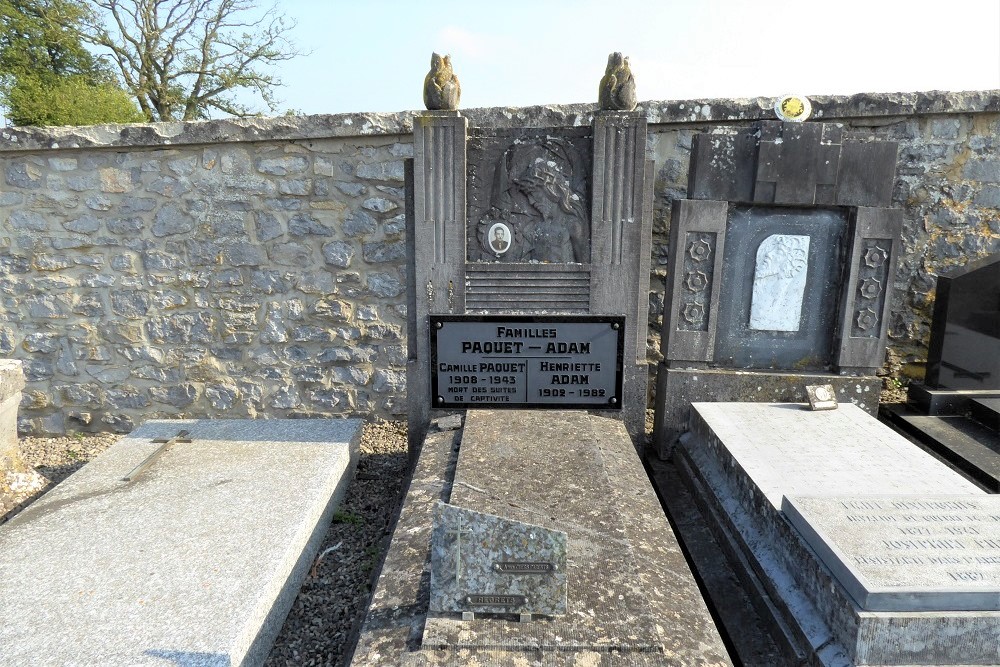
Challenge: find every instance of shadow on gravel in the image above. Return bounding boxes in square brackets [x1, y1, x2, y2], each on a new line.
[33, 462, 86, 486]
[265, 430, 411, 667]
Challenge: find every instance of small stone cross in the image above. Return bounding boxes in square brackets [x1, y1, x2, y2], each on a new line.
[122, 429, 193, 482]
[447, 524, 473, 583]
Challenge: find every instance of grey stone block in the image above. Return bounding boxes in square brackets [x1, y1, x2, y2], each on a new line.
[651, 365, 881, 458]
[288, 213, 332, 236]
[679, 402, 997, 666]
[963, 159, 1000, 182]
[0, 418, 360, 666]
[783, 495, 1000, 612]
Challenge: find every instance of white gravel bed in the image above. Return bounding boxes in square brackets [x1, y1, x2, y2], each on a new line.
[10, 419, 409, 667]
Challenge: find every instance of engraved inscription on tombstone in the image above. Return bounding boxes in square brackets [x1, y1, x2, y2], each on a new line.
[783, 495, 1000, 612]
[431, 315, 624, 408]
[429, 501, 568, 616]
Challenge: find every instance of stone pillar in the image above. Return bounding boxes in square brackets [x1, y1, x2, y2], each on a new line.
[590, 111, 653, 443]
[407, 112, 468, 457]
[0, 360, 44, 518]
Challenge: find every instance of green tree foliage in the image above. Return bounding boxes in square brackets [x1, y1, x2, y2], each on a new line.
[76, 0, 300, 121]
[0, 0, 143, 125]
[6, 73, 143, 125]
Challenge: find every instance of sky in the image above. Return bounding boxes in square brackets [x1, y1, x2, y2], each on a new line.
[262, 0, 1000, 117]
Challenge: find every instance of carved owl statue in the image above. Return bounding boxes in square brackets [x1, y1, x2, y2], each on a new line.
[423, 52, 461, 111]
[598, 52, 637, 112]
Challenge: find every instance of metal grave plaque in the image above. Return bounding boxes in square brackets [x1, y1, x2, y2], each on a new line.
[430, 315, 624, 409]
[429, 501, 568, 616]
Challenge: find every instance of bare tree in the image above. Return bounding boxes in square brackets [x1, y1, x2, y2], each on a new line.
[75, 0, 300, 121]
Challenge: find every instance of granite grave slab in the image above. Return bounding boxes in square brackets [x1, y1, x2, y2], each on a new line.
[883, 412, 1000, 492]
[0, 418, 361, 667]
[782, 495, 1000, 613]
[350, 410, 732, 665]
[677, 402, 999, 666]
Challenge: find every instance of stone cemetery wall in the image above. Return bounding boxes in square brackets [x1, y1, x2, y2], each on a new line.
[2, 91, 997, 434]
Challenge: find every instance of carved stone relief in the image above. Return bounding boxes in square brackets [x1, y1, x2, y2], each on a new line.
[677, 232, 717, 332]
[851, 240, 891, 338]
[749, 234, 810, 332]
[467, 131, 591, 263]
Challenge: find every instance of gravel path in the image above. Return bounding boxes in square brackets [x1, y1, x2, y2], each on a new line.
[11, 419, 410, 667]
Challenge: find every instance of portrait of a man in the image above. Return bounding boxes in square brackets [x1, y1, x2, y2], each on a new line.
[489, 223, 511, 254]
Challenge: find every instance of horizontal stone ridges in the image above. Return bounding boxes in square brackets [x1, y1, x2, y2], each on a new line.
[465, 264, 590, 313]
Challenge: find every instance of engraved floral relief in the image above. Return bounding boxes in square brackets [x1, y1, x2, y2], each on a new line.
[863, 245, 887, 268]
[684, 271, 709, 292]
[856, 308, 879, 331]
[851, 239, 892, 338]
[687, 239, 712, 262]
[681, 302, 705, 325]
[859, 277, 883, 300]
[748, 234, 810, 332]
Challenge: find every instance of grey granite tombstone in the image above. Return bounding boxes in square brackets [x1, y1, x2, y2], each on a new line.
[407, 112, 654, 455]
[350, 410, 732, 664]
[429, 501, 568, 617]
[652, 120, 902, 458]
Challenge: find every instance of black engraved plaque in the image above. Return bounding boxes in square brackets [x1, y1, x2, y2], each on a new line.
[431, 315, 624, 409]
[465, 594, 527, 607]
[494, 562, 555, 574]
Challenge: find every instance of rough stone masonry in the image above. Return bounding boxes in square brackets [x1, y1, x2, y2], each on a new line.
[1, 91, 998, 434]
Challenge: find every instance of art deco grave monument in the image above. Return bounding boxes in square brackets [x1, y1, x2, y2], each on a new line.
[406, 53, 653, 452]
[352, 55, 730, 665]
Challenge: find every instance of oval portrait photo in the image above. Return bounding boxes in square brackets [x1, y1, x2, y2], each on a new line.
[488, 222, 512, 255]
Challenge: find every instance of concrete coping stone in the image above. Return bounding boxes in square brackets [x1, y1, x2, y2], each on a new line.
[0, 90, 996, 153]
[0, 418, 361, 667]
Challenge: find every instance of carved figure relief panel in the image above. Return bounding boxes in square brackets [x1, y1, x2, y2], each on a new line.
[749, 234, 810, 332]
[467, 129, 592, 263]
